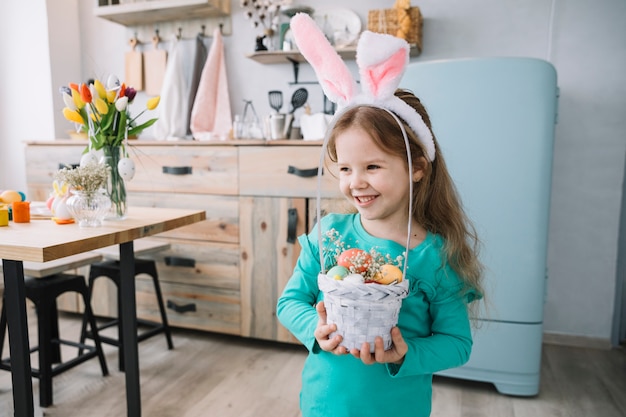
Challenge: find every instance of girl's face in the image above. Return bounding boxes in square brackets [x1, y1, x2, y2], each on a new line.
[335, 127, 417, 230]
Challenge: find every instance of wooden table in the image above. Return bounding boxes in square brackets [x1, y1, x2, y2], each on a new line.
[0, 207, 206, 417]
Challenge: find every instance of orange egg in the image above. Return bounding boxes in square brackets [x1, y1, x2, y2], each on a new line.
[336, 248, 372, 274]
[373, 264, 403, 285]
[0, 190, 22, 204]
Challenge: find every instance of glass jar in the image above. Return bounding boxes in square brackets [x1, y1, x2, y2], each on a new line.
[66, 190, 111, 227]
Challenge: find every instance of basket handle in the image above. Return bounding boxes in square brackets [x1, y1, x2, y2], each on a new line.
[317, 108, 413, 278]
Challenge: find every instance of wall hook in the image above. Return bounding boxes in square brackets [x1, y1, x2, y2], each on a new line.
[152, 29, 161, 47]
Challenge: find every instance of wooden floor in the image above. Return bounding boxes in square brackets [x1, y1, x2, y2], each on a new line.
[1, 310, 625, 417]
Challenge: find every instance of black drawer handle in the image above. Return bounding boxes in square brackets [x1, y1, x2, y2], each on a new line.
[59, 162, 80, 169]
[167, 299, 197, 313]
[287, 208, 298, 244]
[287, 165, 319, 178]
[164, 256, 196, 268]
[162, 166, 192, 175]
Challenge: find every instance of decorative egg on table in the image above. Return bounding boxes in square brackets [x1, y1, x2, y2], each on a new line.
[0, 189, 23, 204]
[53, 198, 72, 221]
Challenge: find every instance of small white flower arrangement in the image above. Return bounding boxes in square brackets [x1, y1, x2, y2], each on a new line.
[54, 162, 110, 195]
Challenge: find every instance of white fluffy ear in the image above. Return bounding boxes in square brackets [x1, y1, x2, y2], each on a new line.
[290, 13, 357, 106]
[357, 31, 410, 100]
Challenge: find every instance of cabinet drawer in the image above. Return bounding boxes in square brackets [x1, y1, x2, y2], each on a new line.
[128, 146, 238, 195]
[143, 239, 240, 289]
[136, 278, 240, 335]
[239, 146, 340, 198]
[128, 191, 239, 243]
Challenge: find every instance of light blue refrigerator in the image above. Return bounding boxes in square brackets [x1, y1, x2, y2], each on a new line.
[401, 57, 558, 396]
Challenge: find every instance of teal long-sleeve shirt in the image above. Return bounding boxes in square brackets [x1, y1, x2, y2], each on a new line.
[277, 213, 476, 417]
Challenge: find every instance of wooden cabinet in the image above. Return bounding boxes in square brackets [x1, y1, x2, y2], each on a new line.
[238, 145, 342, 343]
[24, 140, 342, 344]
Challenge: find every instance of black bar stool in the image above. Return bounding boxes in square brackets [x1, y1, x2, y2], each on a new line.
[0, 273, 109, 407]
[79, 257, 173, 371]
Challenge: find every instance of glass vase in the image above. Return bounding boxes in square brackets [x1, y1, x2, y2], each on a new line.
[66, 190, 111, 227]
[101, 145, 127, 220]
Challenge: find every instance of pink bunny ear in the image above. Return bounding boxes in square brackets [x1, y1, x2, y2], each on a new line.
[356, 31, 409, 100]
[290, 13, 357, 106]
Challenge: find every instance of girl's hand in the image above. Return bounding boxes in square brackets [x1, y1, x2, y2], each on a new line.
[350, 326, 408, 365]
[314, 301, 348, 355]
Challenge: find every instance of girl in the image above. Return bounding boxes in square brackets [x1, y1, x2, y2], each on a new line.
[277, 13, 483, 417]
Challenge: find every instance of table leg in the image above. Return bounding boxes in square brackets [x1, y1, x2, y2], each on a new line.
[2, 259, 34, 417]
[119, 242, 141, 416]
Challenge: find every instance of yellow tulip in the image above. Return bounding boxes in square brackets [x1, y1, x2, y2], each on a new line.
[71, 88, 85, 109]
[147, 96, 160, 110]
[94, 79, 107, 99]
[62, 107, 84, 125]
[94, 97, 109, 115]
[106, 89, 117, 103]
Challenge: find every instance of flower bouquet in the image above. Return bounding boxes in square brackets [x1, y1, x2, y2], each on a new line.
[60, 75, 160, 151]
[318, 229, 410, 352]
[59, 75, 160, 219]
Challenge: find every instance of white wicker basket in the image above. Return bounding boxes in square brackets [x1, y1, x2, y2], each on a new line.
[318, 274, 410, 352]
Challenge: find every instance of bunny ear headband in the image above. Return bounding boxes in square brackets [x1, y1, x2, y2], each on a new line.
[289, 12, 435, 161]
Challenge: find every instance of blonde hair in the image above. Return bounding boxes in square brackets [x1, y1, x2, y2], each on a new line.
[326, 89, 485, 307]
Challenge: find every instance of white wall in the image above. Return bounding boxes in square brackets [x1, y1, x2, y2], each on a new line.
[0, 0, 55, 191]
[1, 0, 625, 343]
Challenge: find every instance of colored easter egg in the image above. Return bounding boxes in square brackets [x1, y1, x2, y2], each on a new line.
[0, 190, 22, 204]
[336, 248, 372, 274]
[373, 264, 403, 285]
[327, 265, 349, 280]
[117, 157, 136, 181]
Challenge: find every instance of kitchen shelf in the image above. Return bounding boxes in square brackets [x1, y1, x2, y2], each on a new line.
[246, 44, 421, 65]
[94, 0, 230, 26]
[247, 44, 421, 84]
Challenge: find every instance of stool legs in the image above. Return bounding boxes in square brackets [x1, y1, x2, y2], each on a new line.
[1, 274, 109, 408]
[81, 259, 173, 372]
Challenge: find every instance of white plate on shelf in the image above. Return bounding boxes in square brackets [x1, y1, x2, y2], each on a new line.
[312, 7, 362, 48]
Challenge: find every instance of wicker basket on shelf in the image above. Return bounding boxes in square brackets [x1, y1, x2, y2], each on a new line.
[367, 6, 423, 53]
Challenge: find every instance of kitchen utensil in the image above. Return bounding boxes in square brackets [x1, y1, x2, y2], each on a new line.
[289, 88, 308, 113]
[268, 90, 283, 113]
[125, 36, 143, 91]
[144, 31, 167, 95]
[268, 113, 286, 140]
[285, 88, 308, 139]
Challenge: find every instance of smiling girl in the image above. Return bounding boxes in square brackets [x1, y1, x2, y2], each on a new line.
[276, 13, 484, 417]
